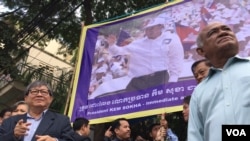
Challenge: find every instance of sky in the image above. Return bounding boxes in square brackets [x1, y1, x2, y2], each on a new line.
[0, 4, 81, 17]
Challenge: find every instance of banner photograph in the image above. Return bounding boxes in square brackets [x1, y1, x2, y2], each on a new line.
[68, 0, 250, 124]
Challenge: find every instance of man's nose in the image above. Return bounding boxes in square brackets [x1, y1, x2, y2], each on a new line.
[197, 75, 203, 82]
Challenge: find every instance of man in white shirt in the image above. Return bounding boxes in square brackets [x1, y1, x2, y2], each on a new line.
[110, 17, 184, 92]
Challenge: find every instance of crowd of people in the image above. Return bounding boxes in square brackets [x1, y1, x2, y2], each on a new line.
[0, 80, 194, 141]
[1, 1, 250, 140]
[2, 20, 248, 141]
[3, 17, 250, 141]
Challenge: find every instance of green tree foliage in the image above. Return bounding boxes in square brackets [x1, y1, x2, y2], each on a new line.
[0, 0, 166, 60]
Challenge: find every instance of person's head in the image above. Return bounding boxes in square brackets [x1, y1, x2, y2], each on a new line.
[116, 30, 133, 47]
[0, 108, 12, 125]
[148, 123, 161, 140]
[11, 101, 29, 116]
[196, 22, 239, 68]
[97, 58, 105, 65]
[191, 59, 211, 83]
[96, 72, 105, 80]
[24, 81, 53, 111]
[182, 95, 191, 122]
[95, 67, 106, 80]
[144, 17, 165, 39]
[73, 117, 90, 136]
[111, 118, 131, 140]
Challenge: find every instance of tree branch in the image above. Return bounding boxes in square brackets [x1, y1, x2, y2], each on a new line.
[0, 6, 27, 17]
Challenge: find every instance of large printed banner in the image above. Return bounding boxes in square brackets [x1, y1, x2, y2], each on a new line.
[68, 0, 250, 124]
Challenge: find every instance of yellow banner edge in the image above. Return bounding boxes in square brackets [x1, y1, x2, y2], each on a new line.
[67, 26, 87, 118]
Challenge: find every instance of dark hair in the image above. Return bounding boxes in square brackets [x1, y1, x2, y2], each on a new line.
[0, 108, 12, 118]
[73, 117, 89, 131]
[183, 95, 191, 105]
[147, 123, 160, 141]
[24, 81, 53, 96]
[111, 118, 129, 132]
[191, 59, 212, 74]
[148, 123, 160, 133]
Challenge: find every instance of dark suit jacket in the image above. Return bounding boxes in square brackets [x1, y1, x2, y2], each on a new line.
[0, 110, 76, 141]
[74, 133, 92, 141]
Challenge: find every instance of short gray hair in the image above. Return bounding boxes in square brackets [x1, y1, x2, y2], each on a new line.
[24, 80, 53, 96]
[196, 33, 204, 48]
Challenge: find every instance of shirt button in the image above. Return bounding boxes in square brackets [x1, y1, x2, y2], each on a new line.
[226, 103, 230, 106]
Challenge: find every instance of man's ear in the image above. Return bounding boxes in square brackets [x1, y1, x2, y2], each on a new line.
[196, 47, 205, 57]
[114, 128, 119, 136]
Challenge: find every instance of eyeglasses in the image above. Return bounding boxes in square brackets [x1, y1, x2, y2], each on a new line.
[29, 89, 50, 96]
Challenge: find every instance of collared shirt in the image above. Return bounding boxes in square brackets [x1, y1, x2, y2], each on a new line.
[167, 128, 178, 141]
[24, 110, 46, 141]
[188, 56, 250, 141]
[109, 31, 184, 82]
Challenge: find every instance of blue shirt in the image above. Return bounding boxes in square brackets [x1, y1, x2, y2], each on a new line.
[188, 56, 250, 141]
[24, 111, 46, 141]
[167, 128, 178, 141]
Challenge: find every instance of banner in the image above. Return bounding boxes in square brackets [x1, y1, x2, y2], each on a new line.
[68, 0, 250, 124]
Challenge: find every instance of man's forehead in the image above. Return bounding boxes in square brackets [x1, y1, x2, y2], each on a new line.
[31, 85, 47, 89]
[152, 125, 161, 129]
[197, 61, 207, 67]
[199, 22, 227, 38]
[204, 22, 227, 31]
[119, 120, 129, 125]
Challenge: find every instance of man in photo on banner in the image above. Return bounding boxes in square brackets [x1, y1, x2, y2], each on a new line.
[108, 16, 184, 92]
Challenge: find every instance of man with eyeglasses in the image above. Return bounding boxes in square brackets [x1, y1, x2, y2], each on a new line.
[0, 80, 79, 141]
